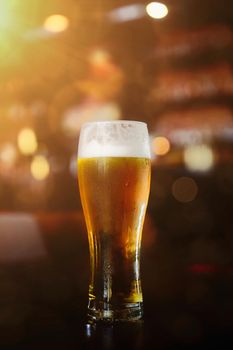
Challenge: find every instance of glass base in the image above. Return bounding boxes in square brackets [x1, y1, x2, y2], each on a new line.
[87, 302, 143, 323]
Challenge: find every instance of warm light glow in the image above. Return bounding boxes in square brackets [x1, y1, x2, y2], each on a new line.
[89, 49, 110, 65]
[17, 128, 38, 155]
[172, 177, 198, 203]
[184, 144, 214, 172]
[108, 4, 145, 22]
[69, 155, 77, 178]
[152, 136, 170, 155]
[0, 144, 17, 166]
[44, 14, 69, 33]
[62, 102, 121, 135]
[0, 2, 14, 29]
[31, 155, 50, 181]
[146, 2, 168, 19]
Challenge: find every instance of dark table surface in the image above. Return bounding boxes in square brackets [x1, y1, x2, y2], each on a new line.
[0, 212, 232, 349]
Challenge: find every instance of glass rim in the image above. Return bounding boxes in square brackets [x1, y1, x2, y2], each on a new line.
[80, 120, 148, 128]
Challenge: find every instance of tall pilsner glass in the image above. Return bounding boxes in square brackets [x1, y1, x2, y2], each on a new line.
[77, 121, 151, 322]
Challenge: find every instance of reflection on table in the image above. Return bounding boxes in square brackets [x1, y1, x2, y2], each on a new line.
[0, 212, 232, 349]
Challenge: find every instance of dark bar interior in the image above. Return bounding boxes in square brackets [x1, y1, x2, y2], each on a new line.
[0, 0, 232, 348]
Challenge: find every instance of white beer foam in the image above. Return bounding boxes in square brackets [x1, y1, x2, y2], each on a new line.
[78, 121, 151, 159]
[79, 140, 150, 158]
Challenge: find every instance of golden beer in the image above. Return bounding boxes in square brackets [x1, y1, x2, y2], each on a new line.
[77, 120, 151, 321]
[78, 157, 150, 320]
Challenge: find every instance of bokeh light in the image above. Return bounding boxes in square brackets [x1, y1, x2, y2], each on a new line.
[44, 14, 69, 33]
[30, 155, 50, 181]
[8, 104, 27, 120]
[69, 155, 77, 178]
[62, 101, 121, 135]
[152, 136, 170, 155]
[184, 144, 214, 172]
[172, 177, 198, 203]
[108, 4, 145, 22]
[146, 2, 168, 19]
[0, 2, 14, 29]
[88, 49, 110, 66]
[17, 128, 38, 155]
[0, 144, 17, 166]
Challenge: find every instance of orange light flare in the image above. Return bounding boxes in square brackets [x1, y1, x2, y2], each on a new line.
[152, 136, 170, 156]
[76, 49, 125, 100]
[88, 49, 122, 79]
[44, 14, 69, 33]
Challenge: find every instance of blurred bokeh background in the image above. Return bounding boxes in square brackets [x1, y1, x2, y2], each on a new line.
[0, 0, 233, 347]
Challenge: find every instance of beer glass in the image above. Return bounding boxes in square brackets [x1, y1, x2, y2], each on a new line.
[77, 121, 151, 322]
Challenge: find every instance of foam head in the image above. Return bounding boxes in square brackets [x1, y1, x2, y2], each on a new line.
[78, 121, 151, 159]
